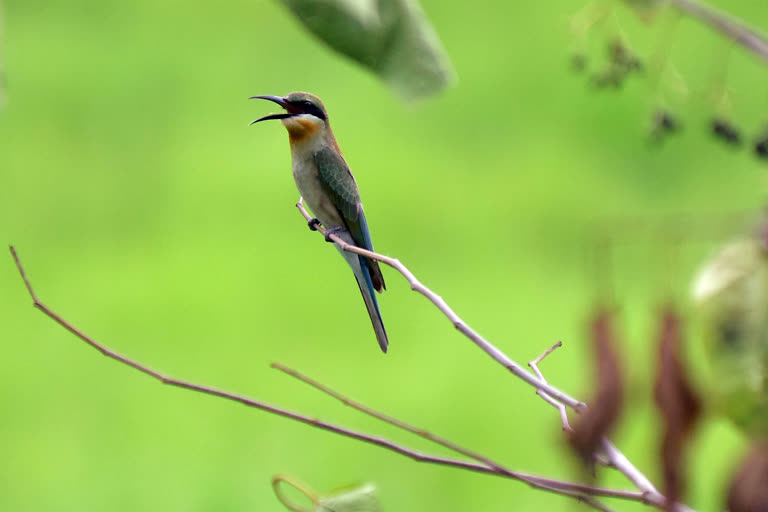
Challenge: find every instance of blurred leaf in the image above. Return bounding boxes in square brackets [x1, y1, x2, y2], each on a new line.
[569, 310, 624, 467]
[726, 441, 768, 512]
[692, 230, 768, 438]
[653, 307, 701, 509]
[316, 483, 380, 512]
[273, 476, 380, 512]
[278, 0, 456, 101]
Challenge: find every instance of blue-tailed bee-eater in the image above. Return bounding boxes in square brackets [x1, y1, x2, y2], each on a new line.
[251, 92, 389, 353]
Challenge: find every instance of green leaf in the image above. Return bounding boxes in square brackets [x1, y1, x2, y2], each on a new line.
[315, 484, 380, 512]
[279, 0, 456, 101]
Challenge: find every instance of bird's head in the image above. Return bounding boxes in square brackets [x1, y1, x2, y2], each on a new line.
[250, 92, 330, 144]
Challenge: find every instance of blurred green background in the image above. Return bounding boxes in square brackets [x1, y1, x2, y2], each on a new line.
[2, 1, 768, 510]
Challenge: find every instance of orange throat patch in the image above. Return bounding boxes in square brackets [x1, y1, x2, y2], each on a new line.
[284, 117, 319, 143]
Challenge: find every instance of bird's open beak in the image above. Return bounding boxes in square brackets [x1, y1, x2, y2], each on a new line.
[249, 95, 296, 124]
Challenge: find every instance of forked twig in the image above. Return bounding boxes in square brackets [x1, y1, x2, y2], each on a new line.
[528, 341, 573, 432]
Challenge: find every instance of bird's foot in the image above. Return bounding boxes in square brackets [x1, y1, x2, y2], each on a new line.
[324, 226, 344, 242]
[307, 218, 321, 231]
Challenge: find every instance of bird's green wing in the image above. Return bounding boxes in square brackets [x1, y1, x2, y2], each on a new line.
[314, 146, 361, 225]
[314, 146, 386, 292]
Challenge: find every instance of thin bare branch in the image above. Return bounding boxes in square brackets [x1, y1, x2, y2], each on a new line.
[270, 363, 646, 504]
[9, 245, 655, 511]
[9, 250, 498, 473]
[531, 340, 564, 369]
[665, 0, 768, 65]
[526, 342, 665, 501]
[272, 362, 509, 473]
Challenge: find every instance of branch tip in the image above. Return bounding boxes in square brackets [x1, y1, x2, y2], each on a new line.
[10, 244, 40, 304]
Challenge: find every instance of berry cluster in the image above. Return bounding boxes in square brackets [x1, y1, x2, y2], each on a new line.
[575, 40, 643, 89]
[571, 38, 768, 162]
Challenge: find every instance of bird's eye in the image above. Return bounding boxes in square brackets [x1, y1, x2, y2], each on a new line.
[303, 100, 314, 108]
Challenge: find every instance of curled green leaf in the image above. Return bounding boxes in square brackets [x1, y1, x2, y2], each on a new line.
[279, 0, 456, 101]
[273, 475, 380, 512]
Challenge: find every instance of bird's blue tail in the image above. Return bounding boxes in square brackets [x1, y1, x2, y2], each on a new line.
[356, 254, 388, 353]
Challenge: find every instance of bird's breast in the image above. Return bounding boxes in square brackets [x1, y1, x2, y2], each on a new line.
[290, 150, 344, 229]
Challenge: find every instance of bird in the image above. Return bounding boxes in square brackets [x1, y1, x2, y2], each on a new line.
[250, 92, 389, 353]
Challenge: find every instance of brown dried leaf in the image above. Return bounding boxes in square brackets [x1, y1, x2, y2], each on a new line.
[727, 442, 768, 512]
[653, 307, 701, 510]
[569, 311, 624, 466]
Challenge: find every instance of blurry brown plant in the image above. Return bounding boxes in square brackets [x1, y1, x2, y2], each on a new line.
[569, 311, 624, 467]
[653, 308, 701, 510]
[726, 442, 768, 512]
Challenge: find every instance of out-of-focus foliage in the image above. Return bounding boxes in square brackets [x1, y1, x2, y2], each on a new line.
[278, 0, 455, 101]
[274, 476, 380, 512]
[314, 483, 380, 512]
[726, 442, 768, 512]
[692, 232, 768, 437]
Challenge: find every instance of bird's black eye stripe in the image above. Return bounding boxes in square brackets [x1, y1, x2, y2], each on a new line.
[290, 100, 326, 120]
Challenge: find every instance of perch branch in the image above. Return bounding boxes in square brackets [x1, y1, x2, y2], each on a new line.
[295, 200, 585, 412]
[295, 201, 692, 511]
[10, 245, 680, 510]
